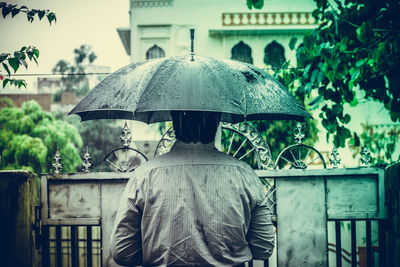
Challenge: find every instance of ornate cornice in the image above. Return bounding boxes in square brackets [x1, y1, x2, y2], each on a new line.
[133, 0, 173, 8]
[222, 12, 316, 26]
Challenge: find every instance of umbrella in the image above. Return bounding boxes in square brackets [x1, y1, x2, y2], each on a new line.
[69, 54, 311, 123]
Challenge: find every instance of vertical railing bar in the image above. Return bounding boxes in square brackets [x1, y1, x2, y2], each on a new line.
[42, 225, 50, 267]
[366, 219, 373, 267]
[264, 258, 269, 267]
[335, 220, 342, 267]
[248, 260, 253, 267]
[378, 220, 387, 267]
[56, 226, 62, 267]
[87, 226, 93, 267]
[351, 220, 357, 267]
[71, 226, 79, 267]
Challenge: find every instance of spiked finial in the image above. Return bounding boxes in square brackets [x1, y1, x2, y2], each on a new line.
[330, 146, 341, 168]
[120, 121, 132, 148]
[294, 122, 305, 144]
[190, 29, 195, 61]
[361, 145, 372, 166]
[82, 146, 93, 172]
[52, 147, 62, 174]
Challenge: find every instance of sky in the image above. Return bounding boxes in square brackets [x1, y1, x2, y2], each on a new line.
[0, 0, 131, 86]
[0, 0, 164, 141]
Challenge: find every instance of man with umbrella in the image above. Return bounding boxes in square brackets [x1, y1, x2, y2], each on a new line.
[70, 31, 311, 266]
[109, 110, 275, 266]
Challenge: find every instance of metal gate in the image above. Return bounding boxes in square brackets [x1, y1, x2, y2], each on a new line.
[38, 167, 388, 267]
[36, 122, 395, 266]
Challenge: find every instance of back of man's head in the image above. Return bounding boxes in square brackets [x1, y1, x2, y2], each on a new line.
[171, 111, 221, 144]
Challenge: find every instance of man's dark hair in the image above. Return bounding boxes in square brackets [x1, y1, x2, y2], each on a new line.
[171, 111, 221, 144]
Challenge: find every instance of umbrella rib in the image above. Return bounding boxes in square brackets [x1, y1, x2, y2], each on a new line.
[233, 139, 247, 158]
[227, 132, 236, 155]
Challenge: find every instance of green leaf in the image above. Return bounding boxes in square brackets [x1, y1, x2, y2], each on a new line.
[7, 58, 19, 73]
[289, 37, 298, 50]
[351, 68, 361, 82]
[353, 132, 360, 146]
[2, 62, 10, 76]
[38, 10, 45, 20]
[342, 114, 351, 124]
[33, 49, 40, 58]
[356, 22, 368, 43]
[0, 53, 9, 62]
[47, 12, 56, 25]
[20, 59, 28, 69]
[3, 78, 9, 88]
[11, 7, 19, 17]
[2, 6, 11, 18]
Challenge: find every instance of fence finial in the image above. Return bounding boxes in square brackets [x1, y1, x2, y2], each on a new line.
[361, 145, 372, 166]
[330, 146, 341, 168]
[82, 146, 93, 172]
[120, 121, 132, 148]
[294, 122, 305, 144]
[52, 147, 62, 174]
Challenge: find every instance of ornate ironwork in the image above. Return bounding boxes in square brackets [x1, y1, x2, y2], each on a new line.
[221, 122, 273, 169]
[120, 121, 132, 148]
[275, 123, 326, 169]
[82, 146, 93, 173]
[52, 147, 62, 174]
[154, 127, 176, 157]
[330, 147, 341, 168]
[361, 145, 372, 166]
[294, 122, 305, 144]
[99, 147, 148, 172]
[100, 122, 148, 172]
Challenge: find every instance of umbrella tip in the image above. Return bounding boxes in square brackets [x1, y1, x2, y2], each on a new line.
[190, 29, 195, 61]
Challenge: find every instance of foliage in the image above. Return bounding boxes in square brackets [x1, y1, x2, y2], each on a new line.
[0, 96, 15, 108]
[247, 0, 400, 162]
[59, 113, 122, 171]
[0, 99, 82, 174]
[52, 45, 97, 94]
[246, 0, 263, 10]
[0, 2, 56, 88]
[349, 123, 400, 167]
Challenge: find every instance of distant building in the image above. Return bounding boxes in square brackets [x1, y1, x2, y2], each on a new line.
[118, 0, 317, 67]
[117, 0, 399, 165]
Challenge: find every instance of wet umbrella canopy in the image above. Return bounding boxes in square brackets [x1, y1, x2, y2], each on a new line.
[69, 54, 311, 123]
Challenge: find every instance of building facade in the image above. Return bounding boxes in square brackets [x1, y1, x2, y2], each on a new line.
[118, 0, 317, 66]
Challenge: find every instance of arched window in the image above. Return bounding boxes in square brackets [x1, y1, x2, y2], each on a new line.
[231, 41, 253, 64]
[264, 41, 286, 68]
[146, 45, 165, 60]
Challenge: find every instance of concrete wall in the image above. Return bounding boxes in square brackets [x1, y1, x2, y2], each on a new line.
[0, 170, 40, 267]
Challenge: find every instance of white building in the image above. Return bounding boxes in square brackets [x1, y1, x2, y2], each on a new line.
[118, 0, 316, 66]
[117, 0, 399, 165]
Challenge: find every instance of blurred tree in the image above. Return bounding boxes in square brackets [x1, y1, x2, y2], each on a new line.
[59, 112, 122, 171]
[349, 123, 400, 167]
[0, 2, 56, 88]
[0, 99, 82, 174]
[248, 0, 400, 160]
[52, 45, 97, 99]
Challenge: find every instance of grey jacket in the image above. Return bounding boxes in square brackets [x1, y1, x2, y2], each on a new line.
[110, 140, 274, 266]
